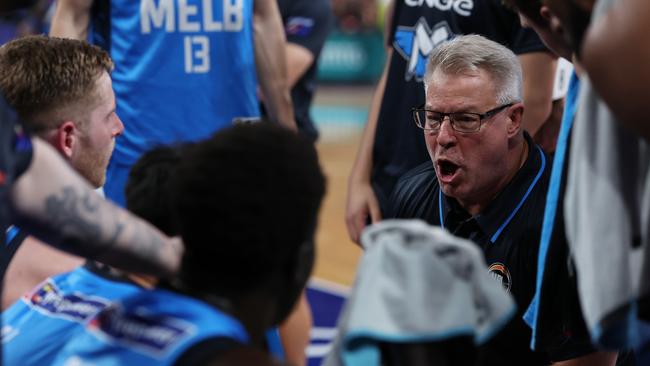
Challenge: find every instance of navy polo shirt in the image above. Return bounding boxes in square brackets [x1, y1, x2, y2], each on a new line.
[388, 133, 551, 365]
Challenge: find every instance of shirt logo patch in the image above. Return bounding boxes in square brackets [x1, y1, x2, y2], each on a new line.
[1, 325, 19, 344]
[24, 280, 109, 322]
[286, 17, 315, 37]
[89, 305, 196, 358]
[393, 18, 453, 81]
[488, 262, 512, 292]
[404, 0, 474, 16]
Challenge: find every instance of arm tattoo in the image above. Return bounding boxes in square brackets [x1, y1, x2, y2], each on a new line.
[128, 217, 168, 268]
[41, 185, 174, 274]
[44, 186, 123, 257]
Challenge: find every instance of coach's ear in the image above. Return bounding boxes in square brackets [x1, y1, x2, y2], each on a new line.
[506, 102, 524, 138]
[49, 121, 78, 159]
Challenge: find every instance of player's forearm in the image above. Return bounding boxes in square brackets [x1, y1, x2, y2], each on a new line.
[49, 0, 92, 39]
[519, 52, 556, 136]
[350, 51, 391, 185]
[254, 1, 296, 130]
[285, 43, 314, 89]
[10, 139, 182, 278]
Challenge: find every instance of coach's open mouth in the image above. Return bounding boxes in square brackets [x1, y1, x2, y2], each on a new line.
[438, 160, 459, 177]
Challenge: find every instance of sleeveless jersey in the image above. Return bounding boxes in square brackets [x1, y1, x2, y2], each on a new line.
[371, 0, 546, 212]
[52, 289, 249, 366]
[91, 0, 259, 166]
[1, 263, 142, 366]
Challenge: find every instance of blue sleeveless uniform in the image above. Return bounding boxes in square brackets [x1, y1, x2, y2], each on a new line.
[1, 263, 142, 366]
[52, 289, 249, 365]
[91, 0, 259, 205]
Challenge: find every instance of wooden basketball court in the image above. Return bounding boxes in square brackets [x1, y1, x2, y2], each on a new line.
[309, 85, 374, 287]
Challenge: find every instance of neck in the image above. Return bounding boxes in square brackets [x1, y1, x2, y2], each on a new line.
[127, 273, 157, 288]
[459, 137, 529, 216]
[168, 282, 276, 349]
[230, 295, 274, 349]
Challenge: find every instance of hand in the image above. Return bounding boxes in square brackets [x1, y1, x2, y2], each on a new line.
[345, 179, 382, 245]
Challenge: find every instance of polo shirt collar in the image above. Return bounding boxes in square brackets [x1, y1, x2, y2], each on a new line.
[439, 133, 547, 244]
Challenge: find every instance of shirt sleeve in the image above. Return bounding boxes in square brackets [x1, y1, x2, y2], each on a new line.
[491, 0, 548, 55]
[283, 0, 334, 56]
[509, 26, 549, 55]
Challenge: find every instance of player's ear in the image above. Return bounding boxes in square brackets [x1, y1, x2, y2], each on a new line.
[48, 121, 78, 159]
[540, 6, 565, 40]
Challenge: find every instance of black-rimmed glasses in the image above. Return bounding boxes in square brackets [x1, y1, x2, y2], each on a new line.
[411, 103, 514, 134]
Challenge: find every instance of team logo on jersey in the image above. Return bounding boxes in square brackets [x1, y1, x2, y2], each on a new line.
[488, 263, 512, 292]
[1, 325, 19, 344]
[24, 280, 109, 322]
[403, 0, 474, 17]
[89, 305, 196, 358]
[286, 17, 315, 37]
[393, 18, 453, 81]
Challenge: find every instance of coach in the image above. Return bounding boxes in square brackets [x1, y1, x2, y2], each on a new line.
[388, 34, 553, 364]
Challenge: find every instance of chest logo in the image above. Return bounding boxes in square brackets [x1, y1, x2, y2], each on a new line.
[89, 304, 195, 358]
[488, 262, 512, 293]
[404, 0, 474, 17]
[393, 18, 453, 82]
[24, 280, 109, 323]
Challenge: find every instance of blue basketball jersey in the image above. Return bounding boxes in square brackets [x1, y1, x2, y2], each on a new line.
[1, 264, 142, 366]
[92, 0, 260, 165]
[52, 289, 249, 366]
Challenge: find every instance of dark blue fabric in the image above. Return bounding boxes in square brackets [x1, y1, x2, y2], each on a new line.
[524, 72, 580, 348]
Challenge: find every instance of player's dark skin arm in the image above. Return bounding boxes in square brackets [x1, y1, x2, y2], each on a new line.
[10, 138, 183, 278]
[580, 0, 650, 142]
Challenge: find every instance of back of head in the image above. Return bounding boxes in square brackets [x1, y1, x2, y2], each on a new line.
[424, 34, 523, 105]
[0, 35, 113, 134]
[126, 145, 187, 237]
[171, 123, 326, 302]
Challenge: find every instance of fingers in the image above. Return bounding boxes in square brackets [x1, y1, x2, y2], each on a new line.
[345, 205, 366, 245]
[345, 187, 383, 245]
[367, 194, 383, 224]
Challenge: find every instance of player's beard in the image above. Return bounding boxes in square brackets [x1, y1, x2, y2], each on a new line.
[74, 137, 115, 189]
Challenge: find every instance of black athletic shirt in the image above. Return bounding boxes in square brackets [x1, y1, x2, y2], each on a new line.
[0, 93, 32, 366]
[372, 0, 549, 213]
[0, 94, 32, 280]
[277, 0, 334, 142]
[388, 133, 551, 365]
